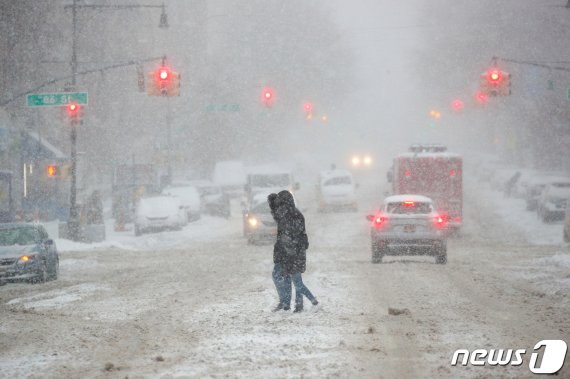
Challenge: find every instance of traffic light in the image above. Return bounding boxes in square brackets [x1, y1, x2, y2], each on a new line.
[451, 99, 464, 111]
[67, 102, 81, 122]
[303, 102, 313, 119]
[262, 87, 274, 107]
[147, 66, 180, 96]
[480, 68, 511, 97]
[46, 164, 58, 178]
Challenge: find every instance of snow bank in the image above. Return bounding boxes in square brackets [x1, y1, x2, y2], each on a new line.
[6, 283, 110, 309]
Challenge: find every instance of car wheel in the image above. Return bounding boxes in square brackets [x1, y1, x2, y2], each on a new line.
[33, 261, 48, 284]
[371, 242, 383, 264]
[435, 247, 447, 265]
[564, 229, 569, 243]
[247, 236, 255, 245]
[49, 257, 59, 280]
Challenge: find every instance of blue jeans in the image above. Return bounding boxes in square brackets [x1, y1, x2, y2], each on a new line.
[291, 272, 316, 307]
[272, 263, 291, 306]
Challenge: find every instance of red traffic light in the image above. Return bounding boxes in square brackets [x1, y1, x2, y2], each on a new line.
[46, 165, 58, 177]
[451, 99, 464, 111]
[67, 102, 79, 113]
[264, 89, 272, 100]
[156, 66, 172, 83]
[487, 69, 503, 85]
[303, 102, 313, 112]
[262, 87, 274, 106]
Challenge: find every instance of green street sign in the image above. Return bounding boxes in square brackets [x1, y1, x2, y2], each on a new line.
[567, 88, 570, 100]
[26, 92, 88, 107]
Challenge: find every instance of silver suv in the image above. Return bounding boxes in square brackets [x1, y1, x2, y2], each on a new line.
[367, 195, 447, 264]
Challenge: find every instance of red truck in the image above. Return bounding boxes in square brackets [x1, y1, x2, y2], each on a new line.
[390, 145, 463, 231]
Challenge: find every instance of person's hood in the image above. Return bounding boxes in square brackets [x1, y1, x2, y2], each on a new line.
[0, 244, 39, 259]
[275, 190, 296, 220]
[277, 190, 295, 210]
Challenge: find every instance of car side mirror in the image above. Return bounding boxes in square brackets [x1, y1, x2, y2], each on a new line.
[366, 215, 374, 222]
[45, 239, 54, 245]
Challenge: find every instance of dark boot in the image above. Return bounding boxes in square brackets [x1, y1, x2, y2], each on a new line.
[311, 299, 319, 306]
[293, 304, 303, 313]
[272, 303, 285, 312]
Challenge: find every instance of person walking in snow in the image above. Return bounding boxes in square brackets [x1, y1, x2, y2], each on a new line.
[268, 193, 292, 311]
[269, 190, 318, 313]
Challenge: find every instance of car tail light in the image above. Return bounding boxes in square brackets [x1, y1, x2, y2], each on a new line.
[434, 215, 446, 229]
[403, 201, 415, 207]
[454, 216, 461, 222]
[372, 215, 386, 228]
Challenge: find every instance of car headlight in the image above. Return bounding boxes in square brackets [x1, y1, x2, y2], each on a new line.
[248, 217, 258, 227]
[18, 255, 36, 264]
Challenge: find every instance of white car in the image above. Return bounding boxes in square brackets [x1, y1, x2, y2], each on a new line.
[367, 195, 448, 264]
[317, 169, 358, 212]
[162, 186, 201, 221]
[537, 183, 570, 223]
[134, 196, 187, 236]
[526, 175, 570, 211]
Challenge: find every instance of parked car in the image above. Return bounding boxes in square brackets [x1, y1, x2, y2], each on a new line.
[525, 176, 570, 211]
[243, 193, 277, 245]
[162, 185, 201, 221]
[366, 195, 447, 264]
[0, 223, 59, 284]
[317, 169, 358, 212]
[537, 183, 570, 222]
[189, 180, 231, 218]
[134, 196, 187, 236]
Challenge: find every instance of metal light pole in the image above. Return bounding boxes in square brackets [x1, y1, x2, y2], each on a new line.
[68, 0, 80, 241]
[65, 1, 168, 241]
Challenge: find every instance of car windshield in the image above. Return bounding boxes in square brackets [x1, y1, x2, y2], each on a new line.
[324, 176, 351, 186]
[0, 227, 38, 246]
[250, 174, 290, 188]
[386, 202, 432, 214]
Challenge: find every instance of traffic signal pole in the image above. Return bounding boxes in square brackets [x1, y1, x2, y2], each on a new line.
[68, 0, 80, 241]
[64, 1, 167, 241]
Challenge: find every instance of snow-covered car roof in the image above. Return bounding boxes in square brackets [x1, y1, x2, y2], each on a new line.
[320, 169, 352, 180]
[396, 152, 462, 159]
[384, 194, 433, 204]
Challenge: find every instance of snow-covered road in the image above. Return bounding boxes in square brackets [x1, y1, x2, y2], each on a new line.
[1, 176, 569, 378]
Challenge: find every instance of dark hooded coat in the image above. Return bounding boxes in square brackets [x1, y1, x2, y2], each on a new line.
[268, 190, 309, 274]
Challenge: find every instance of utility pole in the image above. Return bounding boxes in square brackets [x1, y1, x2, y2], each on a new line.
[64, 1, 168, 241]
[68, 0, 80, 241]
